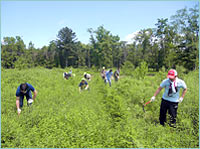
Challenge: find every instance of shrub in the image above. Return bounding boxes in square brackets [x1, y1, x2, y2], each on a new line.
[122, 61, 135, 76]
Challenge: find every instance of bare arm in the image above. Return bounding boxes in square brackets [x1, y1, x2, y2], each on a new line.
[85, 85, 89, 90]
[153, 87, 163, 97]
[33, 90, 37, 100]
[181, 88, 187, 98]
[16, 96, 21, 115]
[16, 97, 20, 109]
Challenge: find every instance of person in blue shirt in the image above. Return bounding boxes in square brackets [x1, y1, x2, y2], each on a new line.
[105, 69, 113, 87]
[16, 83, 37, 115]
[79, 78, 89, 92]
[150, 69, 187, 127]
[69, 69, 72, 75]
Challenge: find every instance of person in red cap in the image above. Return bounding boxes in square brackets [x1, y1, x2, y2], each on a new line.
[150, 69, 187, 127]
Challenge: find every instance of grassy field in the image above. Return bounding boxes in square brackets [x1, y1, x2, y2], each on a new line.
[1, 67, 199, 148]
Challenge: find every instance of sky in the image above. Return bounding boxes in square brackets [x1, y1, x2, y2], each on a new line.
[1, 1, 199, 49]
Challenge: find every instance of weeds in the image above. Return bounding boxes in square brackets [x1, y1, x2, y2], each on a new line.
[1, 68, 199, 148]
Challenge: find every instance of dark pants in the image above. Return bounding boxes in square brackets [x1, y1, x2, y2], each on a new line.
[114, 76, 118, 82]
[19, 90, 32, 108]
[159, 98, 178, 126]
[102, 76, 105, 80]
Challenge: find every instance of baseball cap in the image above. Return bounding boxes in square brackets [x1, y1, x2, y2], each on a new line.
[167, 69, 177, 79]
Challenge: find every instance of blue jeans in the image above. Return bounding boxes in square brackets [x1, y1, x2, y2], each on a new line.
[105, 78, 111, 87]
[19, 90, 32, 107]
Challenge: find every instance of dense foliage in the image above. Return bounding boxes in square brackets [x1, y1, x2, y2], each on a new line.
[1, 68, 199, 148]
[1, 6, 199, 71]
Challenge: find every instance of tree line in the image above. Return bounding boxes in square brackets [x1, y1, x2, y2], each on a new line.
[1, 6, 199, 71]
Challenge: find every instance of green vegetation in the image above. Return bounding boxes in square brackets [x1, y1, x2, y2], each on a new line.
[1, 5, 199, 71]
[1, 68, 199, 148]
[1, 4, 199, 148]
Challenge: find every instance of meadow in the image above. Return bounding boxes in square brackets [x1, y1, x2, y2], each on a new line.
[1, 67, 199, 148]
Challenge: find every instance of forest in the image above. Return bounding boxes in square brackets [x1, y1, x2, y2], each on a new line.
[1, 6, 199, 71]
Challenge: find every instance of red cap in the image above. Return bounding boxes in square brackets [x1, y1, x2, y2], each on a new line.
[167, 69, 177, 79]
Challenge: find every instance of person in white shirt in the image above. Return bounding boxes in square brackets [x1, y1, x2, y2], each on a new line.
[150, 69, 187, 127]
[84, 72, 91, 81]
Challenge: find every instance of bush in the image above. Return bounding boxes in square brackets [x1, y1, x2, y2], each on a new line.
[121, 61, 135, 76]
[133, 61, 148, 79]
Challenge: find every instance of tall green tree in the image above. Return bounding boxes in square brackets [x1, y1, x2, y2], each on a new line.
[56, 27, 78, 68]
[171, 5, 199, 70]
[88, 25, 121, 68]
[28, 41, 35, 51]
[1, 36, 26, 68]
[74, 42, 87, 67]
[155, 18, 169, 70]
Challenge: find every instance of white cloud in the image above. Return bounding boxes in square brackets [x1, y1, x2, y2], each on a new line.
[123, 31, 140, 44]
[124, 31, 160, 45]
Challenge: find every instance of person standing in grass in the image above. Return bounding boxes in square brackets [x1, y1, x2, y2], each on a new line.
[150, 69, 187, 127]
[114, 68, 120, 82]
[16, 83, 37, 115]
[101, 66, 106, 80]
[105, 69, 113, 87]
[79, 78, 89, 92]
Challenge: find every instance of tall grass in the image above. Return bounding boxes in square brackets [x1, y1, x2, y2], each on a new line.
[1, 67, 199, 148]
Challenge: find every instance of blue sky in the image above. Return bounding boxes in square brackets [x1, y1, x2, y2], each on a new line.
[1, 1, 199, 49]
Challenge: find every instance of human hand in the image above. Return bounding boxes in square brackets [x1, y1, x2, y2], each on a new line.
[178, 97, 183, 103]
[17, 108, 21, 115]
[150, 96, 155, 102]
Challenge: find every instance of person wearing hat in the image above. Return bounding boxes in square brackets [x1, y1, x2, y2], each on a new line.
[84, 72, 91, 81]
[79, 78, 89, 92]
[101, 66, 106, 80]
[150, 69, 187, 127]
[16, 83, 37, 115]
